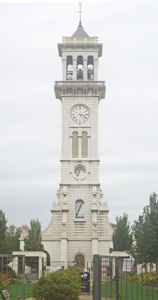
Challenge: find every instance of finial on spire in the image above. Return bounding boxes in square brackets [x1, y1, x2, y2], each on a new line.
[78, 2, 83, 24]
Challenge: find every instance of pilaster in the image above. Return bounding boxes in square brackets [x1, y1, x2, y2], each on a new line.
[62, 58, 66, 81]
[61, 239, 68, 268]
[73, 59, 77, 81]
[92, 239, 98, 255]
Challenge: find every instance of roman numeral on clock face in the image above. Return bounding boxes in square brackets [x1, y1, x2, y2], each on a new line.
[71, 105, 89, 123]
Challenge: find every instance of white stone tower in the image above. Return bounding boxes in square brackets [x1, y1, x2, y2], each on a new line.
[42, 19, 113, 269]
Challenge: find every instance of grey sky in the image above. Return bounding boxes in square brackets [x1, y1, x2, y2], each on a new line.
[0, 1, 158, 230]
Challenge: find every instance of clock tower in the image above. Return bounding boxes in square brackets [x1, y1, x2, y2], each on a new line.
[42, 20, 113, 269]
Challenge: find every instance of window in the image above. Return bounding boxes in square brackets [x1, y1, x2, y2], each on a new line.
[87, 56, 94, 80]
[66, 56, 73, 80]
[75, 200, 84, 218]
[77, 56, 83, 80]
[72, 132, 78, 158]
[82, 131, 88, 157]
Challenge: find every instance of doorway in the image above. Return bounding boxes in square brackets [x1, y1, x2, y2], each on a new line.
[75, 254, 85, 268]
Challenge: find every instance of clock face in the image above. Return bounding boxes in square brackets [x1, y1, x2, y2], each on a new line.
[74, 166, 86, 178]
[71, 105, 89, 123]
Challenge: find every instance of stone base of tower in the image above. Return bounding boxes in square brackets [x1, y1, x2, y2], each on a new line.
[42, 238, 113, 269]
[42, 195, 113, 270]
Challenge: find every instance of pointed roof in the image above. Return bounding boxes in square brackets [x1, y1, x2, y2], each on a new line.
[71, 21, 89, 38]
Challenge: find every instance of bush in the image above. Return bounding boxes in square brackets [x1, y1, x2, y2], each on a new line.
[0, 273, 11, 291]
[127, 270, 158, 287]
[0, 265, 17, 278]
[33, 267, 82, 300]
[0, 272, 22, 291]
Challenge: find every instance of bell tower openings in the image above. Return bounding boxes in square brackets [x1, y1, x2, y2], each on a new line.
[87, 55, 94, 80]
[66, 56, 73, 80]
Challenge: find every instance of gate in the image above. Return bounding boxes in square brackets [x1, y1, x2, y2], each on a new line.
[93, 255, 158, 300]
[0, 254, 26, 300]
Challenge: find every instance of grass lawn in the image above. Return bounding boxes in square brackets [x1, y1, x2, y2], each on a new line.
[102, 280, 158, 300]
[0, 283, 33, 300]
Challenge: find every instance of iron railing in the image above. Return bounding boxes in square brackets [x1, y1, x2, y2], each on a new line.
[0, 254, 25, 300]
[93, 255, 158, 300]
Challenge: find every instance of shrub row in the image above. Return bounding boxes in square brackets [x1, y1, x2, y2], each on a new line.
[127, 270, 158, 287]
[33, 267, 82, 300]
[0, 273, 22, 291]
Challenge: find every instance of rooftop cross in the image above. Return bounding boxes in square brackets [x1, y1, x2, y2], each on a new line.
[78, 2, 83, 24]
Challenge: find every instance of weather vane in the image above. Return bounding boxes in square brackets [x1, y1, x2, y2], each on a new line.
[78, 2, 83, 23]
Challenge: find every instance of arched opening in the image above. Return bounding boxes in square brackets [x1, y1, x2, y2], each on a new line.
[82, 131, 88, 158]
[75, 254, 85, 268]
[75, 200, 84, 218]
[72, 132, 78, 158]
[87, 56, 94, 80]
[44, 251, 50, 266]
[66, 56, 73, 80]
[77, 56, 83, 80]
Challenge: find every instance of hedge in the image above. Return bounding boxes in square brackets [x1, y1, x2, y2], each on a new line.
[127, 270, 158, 287]
[33, 267, 82, 300]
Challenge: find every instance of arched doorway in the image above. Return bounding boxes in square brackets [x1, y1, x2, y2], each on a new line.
[75, 254, 85, 268]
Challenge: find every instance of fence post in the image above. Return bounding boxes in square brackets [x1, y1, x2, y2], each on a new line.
[115, 258, 119, 300]
[93, 255, 101, 300]
[22, 255, 25, 300]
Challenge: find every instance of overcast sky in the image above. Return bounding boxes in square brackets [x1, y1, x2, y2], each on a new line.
[0, 0, 158, 230]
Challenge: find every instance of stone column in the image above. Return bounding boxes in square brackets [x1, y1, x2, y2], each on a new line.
[20, 240, 25, 251]
[78, 135, 82, 157]
[12, 257, 18, 274]
[62, 58, 66, 81]
[19, 224, 28, 251]
[61, 188, 68, 269]
[73, 59, 77, 81]
[92, 239, 98, 255]
[39, 256, 42, 278]
[61, 239, 68, 268]
[93, 59, 98, 81]
[83, 59, 87, 81]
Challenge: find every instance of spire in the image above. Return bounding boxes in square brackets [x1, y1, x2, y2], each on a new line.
[71, 3, 89, 38]
[78, 2, 83, 24]
[71, 22, 89, 38]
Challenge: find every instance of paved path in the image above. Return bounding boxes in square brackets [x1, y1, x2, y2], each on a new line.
[79, 294, 92, 300]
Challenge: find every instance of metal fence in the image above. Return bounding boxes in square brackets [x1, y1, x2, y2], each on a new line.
[93, 255, 158, 300]
[0, 254, 25, 300]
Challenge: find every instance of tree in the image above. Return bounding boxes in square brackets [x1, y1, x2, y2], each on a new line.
[24, 219, 44, 251]
[112, 213, 132, 251]
[5, 225, 22, 254]
[0, 209, 7, 253]
[132, 192, 158, 266]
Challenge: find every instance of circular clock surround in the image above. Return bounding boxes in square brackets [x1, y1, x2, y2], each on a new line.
[71, 105, 89, 124]
[74, 165, 86, 179]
